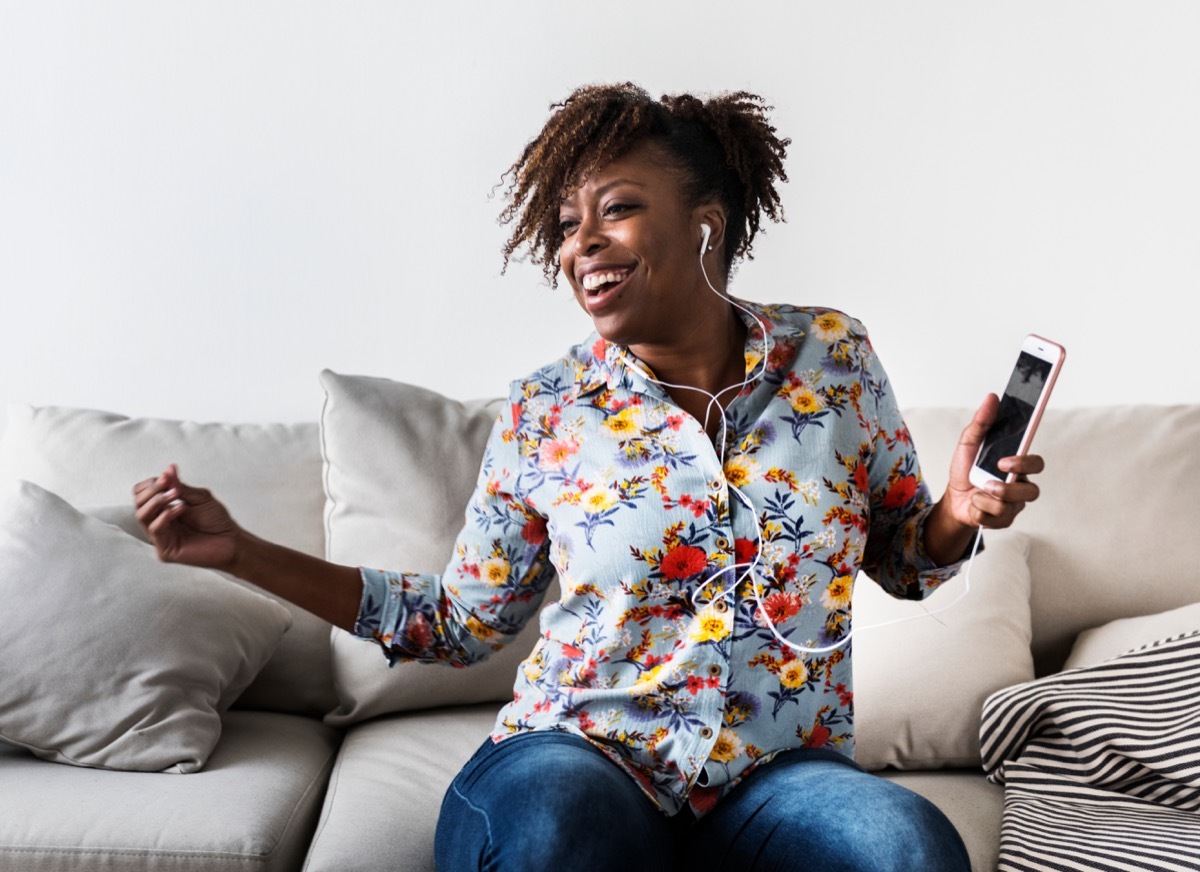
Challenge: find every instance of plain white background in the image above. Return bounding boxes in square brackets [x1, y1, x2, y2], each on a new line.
[2, 1, 1198, 431]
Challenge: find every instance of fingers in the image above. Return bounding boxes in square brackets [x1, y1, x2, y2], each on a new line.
[958, 393, 1000, 453]
[997, 454, 1045, 479]
[967, 470, 1042, 529]
[132, 466, 189, 539]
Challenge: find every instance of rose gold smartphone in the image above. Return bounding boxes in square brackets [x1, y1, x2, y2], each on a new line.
[969, 334, 1066, 487]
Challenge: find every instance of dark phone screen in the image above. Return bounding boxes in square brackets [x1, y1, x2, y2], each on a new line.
[976, 351, 1054, 478]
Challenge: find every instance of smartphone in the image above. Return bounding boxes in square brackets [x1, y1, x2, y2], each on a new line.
[969, 334, 1066, 487]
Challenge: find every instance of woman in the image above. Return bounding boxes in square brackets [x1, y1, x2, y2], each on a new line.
[135, 83, 1042, 871]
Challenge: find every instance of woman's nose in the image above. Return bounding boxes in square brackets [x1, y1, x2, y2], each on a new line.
[574, 213, 608, 255]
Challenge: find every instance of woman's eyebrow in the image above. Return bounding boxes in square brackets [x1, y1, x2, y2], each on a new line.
[561, 179, 648, 206]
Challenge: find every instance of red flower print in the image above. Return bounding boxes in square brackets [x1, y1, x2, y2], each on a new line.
[853, 463, 869, 494]
[806, 724, 831, 748]
[592, 337, 608, 360]
[835, 683, 853, 706]
[561, 643, 584, 660]
[756, 591, 801, 626]
[689, 785, 721, 816]
[734, 538, 757, 565]
[405, 614, 434, 650]
[882, 475, 918, 509]
[521, 516, 548, 545]
[660, 544, 707, 579]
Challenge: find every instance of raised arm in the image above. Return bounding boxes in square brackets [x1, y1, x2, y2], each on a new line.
[132, 464, 362, 630]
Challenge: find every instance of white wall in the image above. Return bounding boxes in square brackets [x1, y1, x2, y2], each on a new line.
[2, 1, 1198, 432]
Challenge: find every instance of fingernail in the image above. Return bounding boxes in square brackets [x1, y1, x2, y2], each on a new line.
[169, 499, 184, 510]
[985, 482, 1002, 496]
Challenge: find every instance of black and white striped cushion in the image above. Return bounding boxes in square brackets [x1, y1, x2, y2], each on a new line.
[981, 631, 1200, 871]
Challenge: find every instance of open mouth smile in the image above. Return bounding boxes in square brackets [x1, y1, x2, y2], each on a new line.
[581, 269, 633, 294]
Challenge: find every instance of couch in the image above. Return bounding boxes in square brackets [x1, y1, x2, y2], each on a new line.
[1, 368, 1197, 872]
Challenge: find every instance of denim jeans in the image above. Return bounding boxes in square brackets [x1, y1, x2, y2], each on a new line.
[435, 731, 971, 872]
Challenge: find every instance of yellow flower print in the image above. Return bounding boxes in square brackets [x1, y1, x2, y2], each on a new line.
[635, 663, 667, 690]
[820, 575, 854, 610]
[812, 311, 849, 342]
[480, 557, 510, 587]
[778, 659, 809, 689]
[723, 454, 760, 488]
[786, 385, 825, 414]
[602, 407, 641, 438]
[582, 486, 619, 514]
[690, 605, 733, 643]
[709, 728, 744, 763]
[465, 616, 496, 642]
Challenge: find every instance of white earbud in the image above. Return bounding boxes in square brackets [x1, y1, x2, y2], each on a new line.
[700, 223, 712, 254]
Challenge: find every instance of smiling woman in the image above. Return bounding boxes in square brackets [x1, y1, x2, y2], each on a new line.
[133, 82, 1046, 872]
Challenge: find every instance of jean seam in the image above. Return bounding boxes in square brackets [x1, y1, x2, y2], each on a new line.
[450, 780, 496, 869]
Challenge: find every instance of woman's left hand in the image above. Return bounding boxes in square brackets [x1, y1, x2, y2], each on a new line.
[923, 394, 1044, 565]
[945, 393, 1044, 528]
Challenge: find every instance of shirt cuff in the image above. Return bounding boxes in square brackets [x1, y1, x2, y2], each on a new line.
[353, 566, 393, 640]
[910, 507, 984, 583]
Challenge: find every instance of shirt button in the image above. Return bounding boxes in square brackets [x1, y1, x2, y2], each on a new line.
[715, 536, 730, 549]
[713, 599, 730, 613]
[699, 726, 714, 740]
[708, 664, 723, 678]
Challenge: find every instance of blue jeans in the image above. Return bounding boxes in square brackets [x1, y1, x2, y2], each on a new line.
[435, 732, 971, 872]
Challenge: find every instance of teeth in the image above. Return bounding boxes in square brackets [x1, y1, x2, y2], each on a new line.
[582, 270, 629, 291]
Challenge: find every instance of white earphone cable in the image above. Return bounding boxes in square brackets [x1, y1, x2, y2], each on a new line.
[617, 226, 977, 655]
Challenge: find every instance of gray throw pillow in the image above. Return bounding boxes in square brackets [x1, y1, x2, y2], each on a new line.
[0, 481, 293, 772]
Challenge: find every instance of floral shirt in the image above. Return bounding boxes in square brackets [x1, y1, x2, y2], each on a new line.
[355, 300, 966, 816]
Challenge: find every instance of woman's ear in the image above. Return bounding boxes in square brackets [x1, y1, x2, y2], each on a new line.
[696, 206, 727, 254]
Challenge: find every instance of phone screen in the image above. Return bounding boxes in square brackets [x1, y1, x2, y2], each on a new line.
[975, 351, 1054, 478]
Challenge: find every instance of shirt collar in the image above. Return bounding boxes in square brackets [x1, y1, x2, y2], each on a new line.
[572, 298, 805, 399]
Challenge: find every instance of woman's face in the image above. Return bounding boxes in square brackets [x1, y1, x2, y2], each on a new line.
[558, 142, 719, 350]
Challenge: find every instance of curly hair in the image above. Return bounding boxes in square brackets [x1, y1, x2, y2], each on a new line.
[498, 82, 790, 286]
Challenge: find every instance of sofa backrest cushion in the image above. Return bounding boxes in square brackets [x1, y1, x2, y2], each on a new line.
[902, 405, 1200, 676]
[0, 404, 336, 716]
[319, 370, 562, 725]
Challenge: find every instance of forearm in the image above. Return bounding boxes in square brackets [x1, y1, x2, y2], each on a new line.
[228, 530, 363, 632]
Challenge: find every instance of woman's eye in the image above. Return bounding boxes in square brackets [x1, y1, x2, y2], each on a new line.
[605, 202, 633, 216]
[558, 218, 578, 237]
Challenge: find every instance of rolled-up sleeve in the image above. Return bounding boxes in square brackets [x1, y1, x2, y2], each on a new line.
[859, 335, 975, 599]
[353, 393, 555, 666]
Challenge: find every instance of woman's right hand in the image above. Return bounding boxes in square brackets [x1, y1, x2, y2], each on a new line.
[133, 464, 240, 570]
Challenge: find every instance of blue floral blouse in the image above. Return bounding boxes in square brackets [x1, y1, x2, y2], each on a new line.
[355, 300, 966, 816]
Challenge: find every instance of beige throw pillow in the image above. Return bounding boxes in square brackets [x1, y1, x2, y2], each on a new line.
[0, 481, 293, 772]
[1064, 601, 1200, 671]
[0, 403, 334, 716]
[319, 371, 558, 726]
[853, 531, 1034, 771]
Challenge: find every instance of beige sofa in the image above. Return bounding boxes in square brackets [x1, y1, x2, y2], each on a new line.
[1, 370, 1197, 872]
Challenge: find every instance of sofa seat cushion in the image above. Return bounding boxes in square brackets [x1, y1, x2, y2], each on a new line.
[880, 769, 1002, 872]
[0, 712, 340, 872]
[304, 704, 499, 872]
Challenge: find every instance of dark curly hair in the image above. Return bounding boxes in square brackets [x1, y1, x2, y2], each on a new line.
[498, 82, 790, 287]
